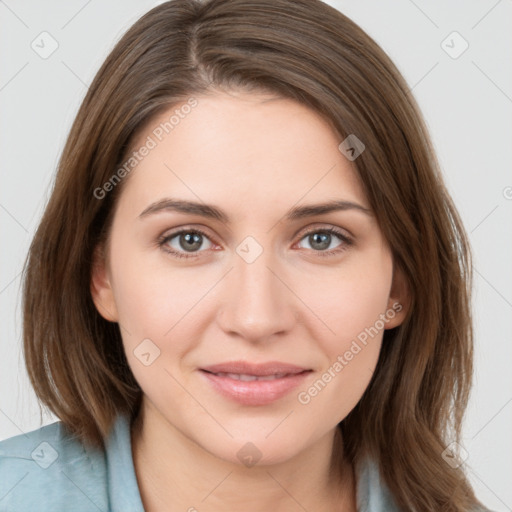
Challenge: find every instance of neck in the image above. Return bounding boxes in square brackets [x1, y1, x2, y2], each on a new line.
[130, 402, 356, 512]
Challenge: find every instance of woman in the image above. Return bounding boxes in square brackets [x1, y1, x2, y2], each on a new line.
[0, 0, 492, 510]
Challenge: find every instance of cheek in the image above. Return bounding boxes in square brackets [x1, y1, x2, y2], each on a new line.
[296, 248, 393, 351]
[107, 236, 207, 383]
[109, 260, 198, 411]
[108, 228, 204, 335]
[293, 250, 392, 411]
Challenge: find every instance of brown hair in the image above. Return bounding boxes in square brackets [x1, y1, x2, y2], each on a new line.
[22, 0, 484, 510]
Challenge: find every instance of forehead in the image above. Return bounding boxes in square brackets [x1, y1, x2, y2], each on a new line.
[118, 91, 368, 218]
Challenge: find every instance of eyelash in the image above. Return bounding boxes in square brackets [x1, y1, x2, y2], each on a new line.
[156, 226, 353, 260]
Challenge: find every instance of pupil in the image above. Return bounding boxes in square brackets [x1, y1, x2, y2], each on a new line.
[310, 233, 330, 250]
[180, 232, 202, 251]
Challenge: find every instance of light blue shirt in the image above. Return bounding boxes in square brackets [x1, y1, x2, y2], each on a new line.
[0, 414, 404, 511]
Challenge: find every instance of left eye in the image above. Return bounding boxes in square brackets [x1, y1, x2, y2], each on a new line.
[296, 228, 351, 254]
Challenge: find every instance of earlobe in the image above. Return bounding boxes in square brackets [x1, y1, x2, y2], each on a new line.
[90, 244, 119, 322]
[385, 266, 410, 329]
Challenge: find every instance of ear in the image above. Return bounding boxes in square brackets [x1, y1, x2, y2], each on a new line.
[384, 265, 410, 329]
[90, 243, 119, 322]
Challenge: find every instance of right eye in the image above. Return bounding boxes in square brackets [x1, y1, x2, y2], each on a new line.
[158, 228, 217, 259]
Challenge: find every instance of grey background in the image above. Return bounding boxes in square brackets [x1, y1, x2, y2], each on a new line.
[1, 1, 511, 510]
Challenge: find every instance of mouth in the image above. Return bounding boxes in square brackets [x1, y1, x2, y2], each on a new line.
[199, 361, 312, 406]
[204, 372, 297, 381]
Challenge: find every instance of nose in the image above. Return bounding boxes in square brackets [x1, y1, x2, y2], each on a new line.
[216, 247, 297, 344]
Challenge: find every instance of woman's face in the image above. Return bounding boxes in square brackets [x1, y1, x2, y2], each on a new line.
[92, 90, 407, 465]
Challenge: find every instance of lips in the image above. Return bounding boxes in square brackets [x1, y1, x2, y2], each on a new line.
[210, 372, 290, 381]
[201, 361, 309, 376]
[199, 361, 312, 406]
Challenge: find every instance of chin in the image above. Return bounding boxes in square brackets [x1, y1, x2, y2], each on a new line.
[200, 429, 312, 468]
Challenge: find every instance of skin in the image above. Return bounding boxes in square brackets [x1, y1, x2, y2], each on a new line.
[91, 90, 409, 512]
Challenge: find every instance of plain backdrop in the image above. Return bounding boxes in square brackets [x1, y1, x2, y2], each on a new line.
[1, 1, 511, 510]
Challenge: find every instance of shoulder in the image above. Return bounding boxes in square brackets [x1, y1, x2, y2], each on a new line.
[355, 456, 495, 512]
[0, 419, 108, 512]
[355, 455, 401, 512]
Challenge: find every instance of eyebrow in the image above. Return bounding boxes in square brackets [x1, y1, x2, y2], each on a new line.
[138, 198, 372, 223]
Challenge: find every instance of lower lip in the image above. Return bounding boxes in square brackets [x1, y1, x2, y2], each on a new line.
[199, 370, 311, 406]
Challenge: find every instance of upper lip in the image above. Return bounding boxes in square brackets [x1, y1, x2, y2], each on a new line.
[200, 361, 311, 376]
